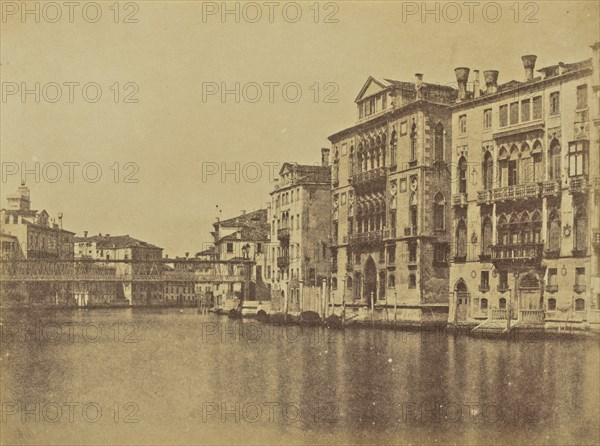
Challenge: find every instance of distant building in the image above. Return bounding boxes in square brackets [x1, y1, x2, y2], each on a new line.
[448, 44, 599, 329]
[74, 233, 163, 306]
[211, 208, 270, 307]
[267, 153, 332, 313]
[1, 183, 74, 259]
[0, 183, 74, 305]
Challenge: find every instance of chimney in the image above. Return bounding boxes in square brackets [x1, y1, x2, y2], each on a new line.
[415, 73, 424, 99]
[98, 233, 102, 237]
[241, 210, 246, 215]
[83, 230, 88, 238]
[473, 70, 480, 98]
[521, 55, 537, 81]
[483, 70, 499, 95]
[454, 67, 470, 101]
[558, 62, 565, 75]
[321, 148, 330, 167]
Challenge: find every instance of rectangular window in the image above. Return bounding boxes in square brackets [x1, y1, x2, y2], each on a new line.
[387, 245, 396, 264]
[568, 141, 589, 177]
[481, 271, 490, 289]
[533, 96, 542, 119]
[226, 243, 234, 253]
[499, 271, 509, 290]
[434, 243, 447, 263]
[576, 84, 588, 109]
[382, 93, 387, 110]
[509, 102, 519, 125]
[400, 121, 407, 136]
[549, 92, 560, 115]
[499, 105, 508, 127]
[408, 243, 417, 262]
[459, 115, 467, 134]
[341, 193, 347, 205]
[521, 99, 531, 122]
[575, 268, 585, 286]
[369, 97, 375, 115]
[483, 109, 492, 129]
[548, 268, 557, 286]
[508, 160, 518, 186]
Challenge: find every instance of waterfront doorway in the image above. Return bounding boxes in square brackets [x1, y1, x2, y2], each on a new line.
[364, 257, 377, 306]
[455, 280, 469, 322]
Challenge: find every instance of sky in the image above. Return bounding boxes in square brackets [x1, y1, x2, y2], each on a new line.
[1, 0, 599, 256]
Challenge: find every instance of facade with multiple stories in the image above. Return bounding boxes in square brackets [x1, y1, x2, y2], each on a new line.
[211, 208, 270, 305]
[74, 234, 163, 305]
[448, 45, 599, 328]
[267, 155, 332, 313]
[328, 76, 456, 321]
[1, 183, 75, 305]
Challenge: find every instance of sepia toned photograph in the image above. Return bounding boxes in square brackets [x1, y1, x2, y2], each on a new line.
[1, 1, 599, 444]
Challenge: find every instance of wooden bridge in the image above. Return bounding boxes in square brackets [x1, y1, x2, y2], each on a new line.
[0, 258, 253, 283]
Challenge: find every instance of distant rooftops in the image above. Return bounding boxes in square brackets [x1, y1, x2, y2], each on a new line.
[74, 234, 162, 250]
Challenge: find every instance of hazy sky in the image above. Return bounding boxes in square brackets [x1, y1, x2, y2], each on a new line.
[1, 1, 598, 255]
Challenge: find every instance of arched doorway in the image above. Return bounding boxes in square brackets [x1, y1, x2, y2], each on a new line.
[455, 280, 469, 322]
[364, 257, 377, 306]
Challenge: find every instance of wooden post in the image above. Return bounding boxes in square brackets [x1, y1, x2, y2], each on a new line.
[371, 291, 375, 326]
[394, 289, 397, 324]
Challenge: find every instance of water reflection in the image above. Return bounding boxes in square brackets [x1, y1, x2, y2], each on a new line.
[1, 309, 598, 445]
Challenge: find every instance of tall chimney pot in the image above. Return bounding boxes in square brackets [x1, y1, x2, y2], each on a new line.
[83, 231, 88, 238]
[454, 67, 470, 101]
[473, 70, 481, 98]
[415, 73, 424, 99]
[521, 55, 537, 81]
[321, 148, 330, 167]
[483, 70, 499, 94]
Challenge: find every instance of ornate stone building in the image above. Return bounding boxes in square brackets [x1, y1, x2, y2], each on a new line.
[448, 44, 600, 330]
[328, 75, 456, 322]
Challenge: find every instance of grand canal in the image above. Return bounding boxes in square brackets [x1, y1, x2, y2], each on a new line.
[1, 308, 599, 445]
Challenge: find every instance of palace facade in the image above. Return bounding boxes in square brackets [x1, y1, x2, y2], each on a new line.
[328, 75, 456, 322]
[448, 44, 600, 329]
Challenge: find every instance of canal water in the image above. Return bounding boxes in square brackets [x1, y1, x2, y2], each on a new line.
[1, 308, 599, 445]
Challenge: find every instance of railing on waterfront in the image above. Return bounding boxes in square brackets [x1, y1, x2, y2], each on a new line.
[519, 309, 545, 324]
[490, 309, 509, 320]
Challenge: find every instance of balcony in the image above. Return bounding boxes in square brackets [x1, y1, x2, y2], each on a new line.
[401, 226, 417, 238]
[350, 167, 387, 193]
[569, 175, 588, 194]
[477, 190, 492, 205]
[574, 284, 586, 293]
[491, 183, 541, 202]
[546, 284, 558, 293]
[593, 231, 600, 248]
[277, 256, 289, 268]
[497, 285, 510, 293]
[491, 243, 544, 265]
[478, 284, 490, 293]
[542, 180, 561, 197]
[452, 193, 468, 207]
[277, 228, 290, 240]
[383, 227, 397, 240]
[348, 230, 383, 247]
